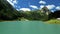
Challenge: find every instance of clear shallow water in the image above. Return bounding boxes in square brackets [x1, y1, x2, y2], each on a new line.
[0, 21, 60, 34]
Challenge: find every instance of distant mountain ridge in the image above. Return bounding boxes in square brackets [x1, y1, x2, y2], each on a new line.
[19, 6, 51, 21]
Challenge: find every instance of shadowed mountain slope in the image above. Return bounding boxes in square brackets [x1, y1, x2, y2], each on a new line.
[0, 0, 20, 20]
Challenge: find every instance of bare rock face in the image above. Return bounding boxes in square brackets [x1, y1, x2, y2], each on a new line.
[39, 6, 51, 20]
[41, 6, 51, 15]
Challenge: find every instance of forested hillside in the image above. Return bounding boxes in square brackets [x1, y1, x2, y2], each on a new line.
[0, 0, 20, 20]
[19, 7, 51, 21]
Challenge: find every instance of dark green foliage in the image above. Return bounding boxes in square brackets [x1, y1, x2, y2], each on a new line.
[48, 12, 54, 20]
[48, 10, 60, 20]
[53, 10, 60, 18]
[0, 0, 20, 20]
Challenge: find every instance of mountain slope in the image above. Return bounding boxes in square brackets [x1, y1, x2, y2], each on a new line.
[18, 7, 51, 21]
[53, 10, 60, 18]
[0, 0, 20, 20]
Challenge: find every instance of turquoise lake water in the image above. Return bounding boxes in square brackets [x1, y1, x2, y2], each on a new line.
[0, 21, 60, 34]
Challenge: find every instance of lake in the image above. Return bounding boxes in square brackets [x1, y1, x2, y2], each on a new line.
[0, 21, 60, 34]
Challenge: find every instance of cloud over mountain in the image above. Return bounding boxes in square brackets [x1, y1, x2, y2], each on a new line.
[20, 8, 31, 11]
[29, 5, 38, 9]
[40, 5, 44, 9]
[46, 5, 55, 9]
[7, 0, 18, 6]
[7, 0, 60, 12]
[56, 6, 60, 10]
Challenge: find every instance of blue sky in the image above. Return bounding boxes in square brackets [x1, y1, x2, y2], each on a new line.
[7, 0, 60, 12]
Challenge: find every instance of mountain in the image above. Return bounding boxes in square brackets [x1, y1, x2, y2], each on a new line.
[48, 10, 60, 20]
[0, 0, 20, 20]
[53, 10, 60, 18]
[0, 0, 52, 21]
[39, 7, 51, 20]
[41, 6, 51, 15]
[18, 7, 51, 21]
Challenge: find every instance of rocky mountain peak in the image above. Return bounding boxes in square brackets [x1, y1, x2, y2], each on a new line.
[40, 6, 51, 15]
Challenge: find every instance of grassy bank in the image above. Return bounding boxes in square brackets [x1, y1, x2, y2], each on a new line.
[46, 19, 60, 24]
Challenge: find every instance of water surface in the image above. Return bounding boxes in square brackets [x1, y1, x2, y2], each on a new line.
[0, 21, 60, 34]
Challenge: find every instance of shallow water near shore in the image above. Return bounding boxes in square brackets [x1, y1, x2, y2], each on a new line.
[0, 21, 60, 34]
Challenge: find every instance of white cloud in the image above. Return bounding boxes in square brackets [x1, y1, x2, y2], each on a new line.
[20, 8, 31, 11]
[51, 10, 55, 12]
[16, 9, 19, 11]
[30, 5, 38, 9]
[40, 5, 44, 9]
[7, 0, 17, 6]
[46, 5, 55, 9]
[7, 0, 14, 6]
[13, 0, 17, 4]
[10, 0, 13, 1]
[39, 1, 46, 4]
[56, 6, 60, 10]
